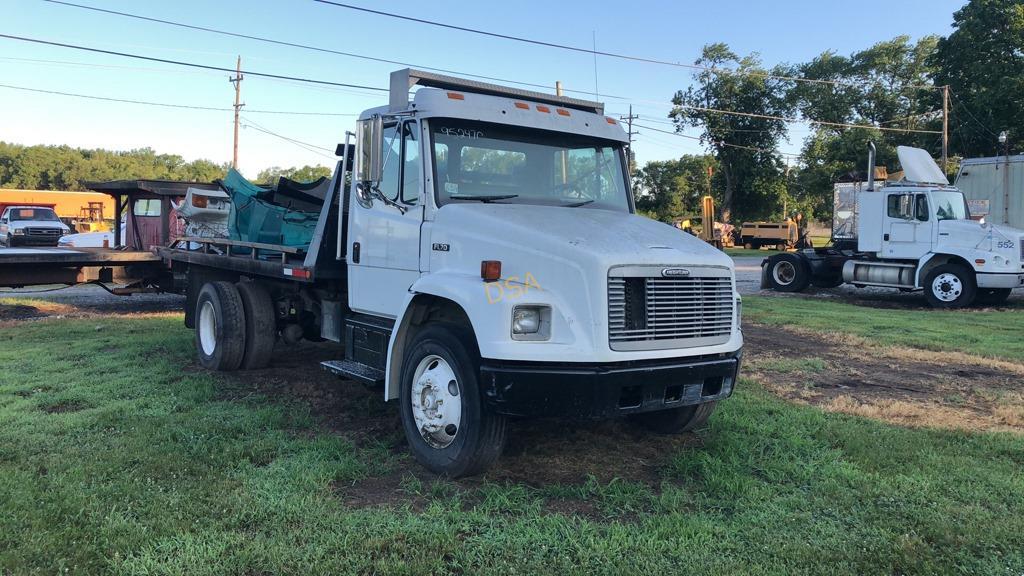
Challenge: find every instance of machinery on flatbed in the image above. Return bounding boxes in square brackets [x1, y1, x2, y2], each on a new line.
[762, 144, 1024, 307]
[158, 69, 743, 477]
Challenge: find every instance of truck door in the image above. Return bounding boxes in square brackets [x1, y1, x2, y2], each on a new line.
[882, 192, 931, 259]
[347, 120, 424, 317]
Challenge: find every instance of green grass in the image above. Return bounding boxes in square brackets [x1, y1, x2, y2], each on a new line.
[758, 357, 828, 373]
[2, 315, 1024, 574]
[744, 295, 1024, 362]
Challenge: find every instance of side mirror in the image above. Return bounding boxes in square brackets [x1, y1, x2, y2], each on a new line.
[356, 114, 384, 184]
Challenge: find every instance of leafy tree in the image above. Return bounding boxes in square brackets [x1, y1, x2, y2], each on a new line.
[669, 44, 793, 223]
[932, 0, 1024, 156]
[633, 156, 715, 223]
[0, 142, 228, 190]
[256, 165, 332, 183]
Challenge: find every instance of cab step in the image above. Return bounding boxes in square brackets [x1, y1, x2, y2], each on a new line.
[320, 359, 385, 385]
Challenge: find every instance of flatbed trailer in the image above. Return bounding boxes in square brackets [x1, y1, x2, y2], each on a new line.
[0, 247, 165, 289]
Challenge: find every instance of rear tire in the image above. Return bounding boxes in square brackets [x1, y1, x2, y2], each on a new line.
[766, 253, 810, 292]
[976, 288, 1012, 306]
[194, 281, 246, 371]
[399, 324, 507, 478]
[236, 281, 276, 369]
[923, 264, 976, 309]
[631, 402, 718, 434]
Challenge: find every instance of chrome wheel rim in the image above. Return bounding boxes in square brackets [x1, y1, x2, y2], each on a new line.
[198, 300, 217, 356]
[410, 354, 461, 449]
[932, 272, 963, 302]
[773, 261, 796, 285]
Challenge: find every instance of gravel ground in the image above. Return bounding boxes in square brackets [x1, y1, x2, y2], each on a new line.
[0, 284, 184, 315]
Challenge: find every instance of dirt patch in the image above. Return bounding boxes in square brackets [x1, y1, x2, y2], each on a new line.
[221, 341, 702, 514]
[0, 303, 47, 321]
[744, 323, 1024, 433]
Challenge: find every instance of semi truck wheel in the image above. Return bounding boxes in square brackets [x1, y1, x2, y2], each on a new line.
[924, 264, 976, 308]
[976, 288, 1012, 306]
[399, 324, 507, 478]
[632, 401, 717, 434]
[765, 253, 810, 292]
[194, 281, 246, 371]
[236, 281, 276, 369]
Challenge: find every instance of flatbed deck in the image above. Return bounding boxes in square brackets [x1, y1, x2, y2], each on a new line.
[0, 247, 164, 288]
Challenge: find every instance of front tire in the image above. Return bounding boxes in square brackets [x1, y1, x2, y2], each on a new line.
[399, 324, 506, 477]
[631, 402, 718, 434]
[766, 253, 810, 292]
[194, 281, 246, 371]
[924, 264, 976, 309]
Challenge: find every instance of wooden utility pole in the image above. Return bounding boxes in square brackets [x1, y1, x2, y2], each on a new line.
[556, 81, 567, 184]
[229, 56, 244, 169]
[619, 105, 639, 176]
[941, 85, 949, 176]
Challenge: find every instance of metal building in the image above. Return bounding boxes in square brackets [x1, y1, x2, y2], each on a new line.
[954, 155, 1024, 228]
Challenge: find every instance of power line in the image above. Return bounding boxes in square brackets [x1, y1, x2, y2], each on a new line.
[240, 116, 336, 159]
[670, 104, 943, 134]
[41, 0, 572, 95]
[0, 32, 388, 92]
[0, 82, 359, 116]
[634, 123, 801, 157]
[29, 4, 942, 137]
[311, 0, 938, 92]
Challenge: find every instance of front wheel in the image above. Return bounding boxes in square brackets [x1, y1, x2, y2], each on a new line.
[923, 264, 976, 309]
[399, 324, 507, 478]
[631, 402, 718, 434]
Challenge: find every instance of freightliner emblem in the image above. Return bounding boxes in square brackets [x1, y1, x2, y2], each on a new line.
[661, 268, 691, 277]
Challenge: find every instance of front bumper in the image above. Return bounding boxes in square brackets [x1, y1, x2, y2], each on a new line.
[976, 272, 1024, 289]
[479, 351, 741, 419]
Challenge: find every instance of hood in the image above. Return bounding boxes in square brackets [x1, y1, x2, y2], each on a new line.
[433, 203, 733, 270]
[937, 219, 1024, 260]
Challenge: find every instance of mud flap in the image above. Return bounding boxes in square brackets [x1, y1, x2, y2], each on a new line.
[759, 260, 770, 289]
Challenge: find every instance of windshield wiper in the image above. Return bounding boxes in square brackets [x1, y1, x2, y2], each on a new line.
[561, 199, 595, 207]
[449, 194, 519, 203]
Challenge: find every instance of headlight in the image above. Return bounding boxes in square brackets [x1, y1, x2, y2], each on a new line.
[511, 305, 551, 341]
[12, 229, 24, 235]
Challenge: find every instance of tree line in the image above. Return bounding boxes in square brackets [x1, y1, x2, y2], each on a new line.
[0, 142, 333, 191]
[636, 0, 1023, 225]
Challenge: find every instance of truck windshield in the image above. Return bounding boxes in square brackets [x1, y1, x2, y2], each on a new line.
[932, 191, 969, 221]
[431, 119, 630, 211]
[9, 208, 60, 221]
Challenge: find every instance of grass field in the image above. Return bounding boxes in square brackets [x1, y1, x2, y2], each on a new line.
[2, 312, 1024, 574]
[744, 295, 1024, 362]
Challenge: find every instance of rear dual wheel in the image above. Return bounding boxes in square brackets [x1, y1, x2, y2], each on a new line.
[765, 253, 810, 292]
[194, 280, 276, 371]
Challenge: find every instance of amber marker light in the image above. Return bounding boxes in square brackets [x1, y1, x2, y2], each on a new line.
[481, 260, 502, 282]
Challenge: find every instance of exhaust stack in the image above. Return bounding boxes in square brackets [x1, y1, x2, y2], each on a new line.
[866, 142, 876, 191]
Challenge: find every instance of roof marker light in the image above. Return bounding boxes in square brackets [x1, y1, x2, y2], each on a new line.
[447, 92, 465, 100]
[536, 105, 551, 113]
[514, 102, 530, 109]
[605, 117, 617, 125]
[556, 108, 571, 116]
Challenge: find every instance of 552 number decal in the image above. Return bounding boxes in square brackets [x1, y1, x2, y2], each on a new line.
[997, 240, 1015, 250]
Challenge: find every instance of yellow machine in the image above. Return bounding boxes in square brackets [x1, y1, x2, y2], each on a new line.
[0, 190, 114, 232]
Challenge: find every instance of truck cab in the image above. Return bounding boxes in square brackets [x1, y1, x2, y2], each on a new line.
[764, 145, 1024, 308]
[163, 69, 743, 477]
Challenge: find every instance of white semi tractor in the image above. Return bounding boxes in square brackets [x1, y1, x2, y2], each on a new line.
[159, 70, 743, 477]
[763, 144, 1024, 307]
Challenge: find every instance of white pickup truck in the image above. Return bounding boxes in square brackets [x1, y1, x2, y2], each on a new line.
[159, 69, 743, 476]
[0, 206, 71, 247]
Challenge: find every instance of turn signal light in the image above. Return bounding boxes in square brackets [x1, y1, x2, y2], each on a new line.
[192, 195, 208, 208]
[481, 260, 502, 282]
[975, 259, 986, 265]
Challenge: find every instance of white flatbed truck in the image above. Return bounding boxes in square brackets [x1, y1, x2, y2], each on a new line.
[158, 69, 743, 477]
[763, 144, 1024, 308]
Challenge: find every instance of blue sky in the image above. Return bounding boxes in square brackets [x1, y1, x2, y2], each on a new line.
[1, 0, 966, 177]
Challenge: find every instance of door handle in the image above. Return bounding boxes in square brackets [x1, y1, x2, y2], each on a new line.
[352, 242, 360, 263]
[884, 233, 890, 241]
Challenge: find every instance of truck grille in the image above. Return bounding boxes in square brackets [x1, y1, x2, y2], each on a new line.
[608, 267, 734, 351]
[25, 227, 62, 238]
